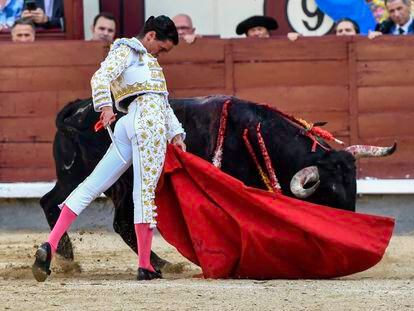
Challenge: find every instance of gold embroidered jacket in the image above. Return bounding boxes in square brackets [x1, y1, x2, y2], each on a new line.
[91, 37, 185, 141]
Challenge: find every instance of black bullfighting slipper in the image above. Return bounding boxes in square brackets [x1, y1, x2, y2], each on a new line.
[137, 267, 163, 280]
[32, 242, 52, 282]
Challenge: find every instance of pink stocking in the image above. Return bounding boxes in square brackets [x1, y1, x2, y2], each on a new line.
[47, 204, 77, 253]
[134, 223, 154, 272]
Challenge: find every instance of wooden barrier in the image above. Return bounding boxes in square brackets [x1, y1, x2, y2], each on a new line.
[0, 37, 413, 181]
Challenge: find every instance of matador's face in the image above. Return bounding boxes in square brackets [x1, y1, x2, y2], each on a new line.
[142, 31, 174, 57]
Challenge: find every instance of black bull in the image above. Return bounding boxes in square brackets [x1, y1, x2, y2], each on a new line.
[40, 95, 396, 268]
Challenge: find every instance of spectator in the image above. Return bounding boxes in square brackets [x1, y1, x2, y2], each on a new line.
[91, 12, 116, 43]
[235, 15, 278, 38]
[369, 0, 413, 38]
[287, 18, 360, 41]
[21, 0, 64, 29]
[172, 13, 198, 43]
[335, 18, 360, 36]
[11, 17, 35, 42]
[0, 0, 23, 31]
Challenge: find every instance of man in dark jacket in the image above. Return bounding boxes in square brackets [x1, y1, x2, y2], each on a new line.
[21, 0, 64, 29]
[369, 0, 413, 39]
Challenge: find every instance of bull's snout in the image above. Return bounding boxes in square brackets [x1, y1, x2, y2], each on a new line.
[290, 166, 320, 199]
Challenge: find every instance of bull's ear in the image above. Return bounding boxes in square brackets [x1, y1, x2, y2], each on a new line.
[315, 152, 333, 167]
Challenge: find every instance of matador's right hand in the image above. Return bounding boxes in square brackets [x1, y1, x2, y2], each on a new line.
[100, 107, 116, 127]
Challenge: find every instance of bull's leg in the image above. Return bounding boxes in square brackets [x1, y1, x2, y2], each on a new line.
[112, 194, 170, 271]
[40, 182, 77, 260]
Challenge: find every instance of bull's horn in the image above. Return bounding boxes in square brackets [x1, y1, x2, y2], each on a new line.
[344, 142, 397, 160]
[290, 166, 320, 199]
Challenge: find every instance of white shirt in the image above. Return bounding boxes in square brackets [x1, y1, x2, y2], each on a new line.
[393, 16, 413, 35]
[44, 0, 53, 18]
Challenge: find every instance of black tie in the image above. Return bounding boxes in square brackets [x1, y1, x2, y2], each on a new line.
[399, 27, 405, 34]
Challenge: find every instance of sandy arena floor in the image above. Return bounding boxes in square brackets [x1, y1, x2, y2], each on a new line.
[0, 231, 413, 311]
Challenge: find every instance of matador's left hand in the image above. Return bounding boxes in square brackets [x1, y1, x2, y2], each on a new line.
[172, 134, 186, 152]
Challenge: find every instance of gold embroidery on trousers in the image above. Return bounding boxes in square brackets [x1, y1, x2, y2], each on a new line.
[133, 94, 167, 226]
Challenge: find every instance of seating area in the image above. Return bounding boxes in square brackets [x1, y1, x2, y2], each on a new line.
[0, 27, 64, 41]
[0, 0, 145, 42]
[0, 36, 413, 181]
[0, 0, 85, 42]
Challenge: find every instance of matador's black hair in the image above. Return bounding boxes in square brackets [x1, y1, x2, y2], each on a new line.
[139, 15, 179, 45]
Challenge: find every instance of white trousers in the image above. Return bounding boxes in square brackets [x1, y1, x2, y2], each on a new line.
[63, 94, 168, 227]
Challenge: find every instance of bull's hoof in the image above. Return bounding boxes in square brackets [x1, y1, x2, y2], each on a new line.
[56, 234, 74, 261]
[150, 252, 170, 272]
[137, 268, 162, 280]
[32, 242, 52, 282]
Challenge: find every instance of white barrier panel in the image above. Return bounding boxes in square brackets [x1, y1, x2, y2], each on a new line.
[356, 179, 414, 195]
[0, 180, 413, 198]
[0, 182, 105, 198]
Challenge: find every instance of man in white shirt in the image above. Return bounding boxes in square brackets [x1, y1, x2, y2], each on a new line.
[369, 0, 414, 39]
